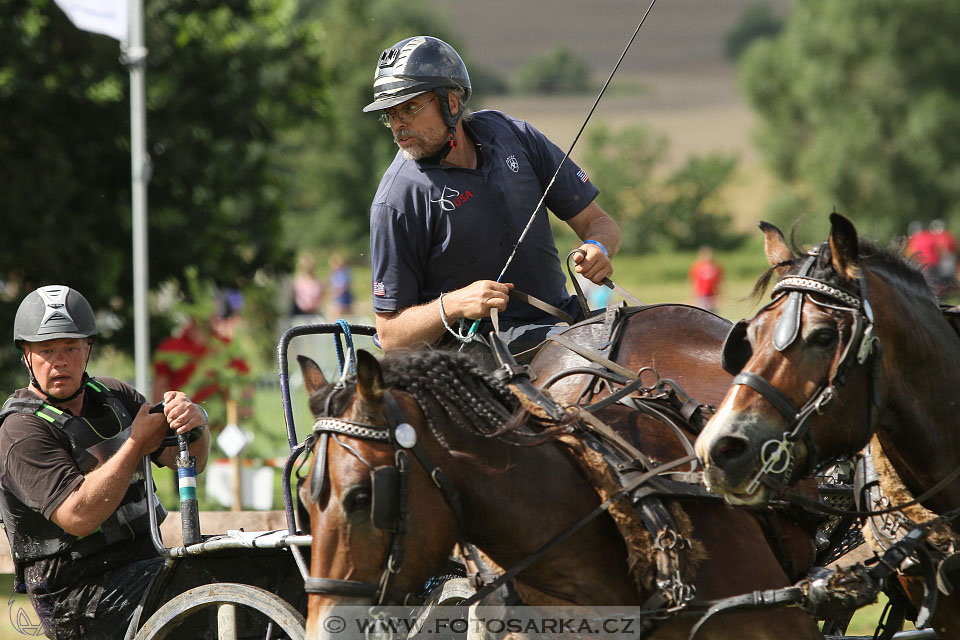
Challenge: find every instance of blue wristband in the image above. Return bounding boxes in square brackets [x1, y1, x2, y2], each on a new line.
[583, 239, 608, 256]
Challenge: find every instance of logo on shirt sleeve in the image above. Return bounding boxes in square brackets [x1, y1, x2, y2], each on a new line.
[576, 169, 590, 183]
[373, 281, 386, 297]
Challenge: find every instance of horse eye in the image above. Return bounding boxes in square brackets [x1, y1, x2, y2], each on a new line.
[343, 487, 372, 513]
[806, 327, 838, 349]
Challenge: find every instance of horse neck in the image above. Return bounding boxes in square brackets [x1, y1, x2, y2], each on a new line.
[424, 415, 641, 605]
[872, 272, 960, 512]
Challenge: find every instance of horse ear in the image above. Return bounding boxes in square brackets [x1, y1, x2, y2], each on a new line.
[355, 350, 385, 406]
[828, 212, 860, 280]
[759, 220, 793, 267]
[297, 354, 328, 395]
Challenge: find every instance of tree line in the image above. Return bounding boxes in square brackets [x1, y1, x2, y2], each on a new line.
[1, 0, 955, 389]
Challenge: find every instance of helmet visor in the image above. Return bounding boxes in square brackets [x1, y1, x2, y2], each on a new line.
[362, 88, 431, 113]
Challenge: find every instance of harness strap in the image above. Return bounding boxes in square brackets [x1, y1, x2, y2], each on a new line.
[762, 466, 960, 519]
[406, 445, 466, 533]
[731, 372, 798, 421]
[508, 289, 577, 325]
[459, 453, 696, 608]
[547, 333, 638, 380]
[303, 577, 423, 605]
[937, 552, 960, 596]
[566, 249, 593, 321]
[583, 376, 651, 415]
[689, 586, 805, 639]
[575, 406, 658, 469]
[381, 393, 467, 534]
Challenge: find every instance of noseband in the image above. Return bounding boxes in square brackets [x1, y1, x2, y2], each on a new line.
[303, 388, 465, 606]
[720, 246, 884, 492]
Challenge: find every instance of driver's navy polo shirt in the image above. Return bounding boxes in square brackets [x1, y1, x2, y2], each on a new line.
[369, 109, 599, 330]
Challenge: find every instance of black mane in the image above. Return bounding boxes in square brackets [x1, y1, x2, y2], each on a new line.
[311, 349, 548, 445]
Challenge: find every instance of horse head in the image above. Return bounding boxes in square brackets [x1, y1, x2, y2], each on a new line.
[695, 213, 934, 506]
[298, 350, 461, 637]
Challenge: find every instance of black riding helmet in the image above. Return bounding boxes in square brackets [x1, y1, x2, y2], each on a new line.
[363, 36, 472, 159]
[14, 285, 98, 401]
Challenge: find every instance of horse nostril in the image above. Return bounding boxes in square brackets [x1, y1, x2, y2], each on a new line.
[710, 435, 750, 470]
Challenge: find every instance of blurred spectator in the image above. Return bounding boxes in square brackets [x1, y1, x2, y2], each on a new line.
[291, 252, 324, 316]
[327, 253, 354, 317]
[930, 219, 958, 282]
[906, 220, 939, 272]
[152, 318, 250, 405]
[215, 287, 245, 340]
[907, 220, 958, 296]
[688, 246, 723, 312]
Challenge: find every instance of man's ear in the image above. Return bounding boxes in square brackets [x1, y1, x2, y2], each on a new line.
[448, 91, 459, 116]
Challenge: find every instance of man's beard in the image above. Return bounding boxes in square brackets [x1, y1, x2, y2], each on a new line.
[396, 126, 448, 161]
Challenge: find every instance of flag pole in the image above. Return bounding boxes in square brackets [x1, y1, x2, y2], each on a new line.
[51, 1, 149, 394]
[126, 0, 151, 398]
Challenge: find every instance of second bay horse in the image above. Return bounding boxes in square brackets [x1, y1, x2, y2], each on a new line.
[696, 213, 960, 637]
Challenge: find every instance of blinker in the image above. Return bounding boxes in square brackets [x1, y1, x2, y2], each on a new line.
[773, 290, 803, 351]
[309, 432, 330, 503]
[371, 466, 400, 531]
[772, 250, 820, 351]
[721, 320, 751, 375]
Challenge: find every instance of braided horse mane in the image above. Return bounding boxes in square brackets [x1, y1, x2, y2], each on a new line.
[310, 348, 570, 454]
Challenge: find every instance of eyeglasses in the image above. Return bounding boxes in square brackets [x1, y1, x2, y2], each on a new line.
[378, 97, 436, 128]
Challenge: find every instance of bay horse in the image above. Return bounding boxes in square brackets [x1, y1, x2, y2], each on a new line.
[695, 213, 960, 637]
[298, 343, 824, 639]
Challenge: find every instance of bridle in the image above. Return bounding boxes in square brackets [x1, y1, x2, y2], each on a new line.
[302, 387, 465, 606]
[720, 245, 884, 493]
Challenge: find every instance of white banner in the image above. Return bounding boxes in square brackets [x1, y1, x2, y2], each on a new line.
[53, 0, 128, 42]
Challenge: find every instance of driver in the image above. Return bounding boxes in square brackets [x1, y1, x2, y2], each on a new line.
[0, 285, 210, 639]
[364, 36, 621, 357]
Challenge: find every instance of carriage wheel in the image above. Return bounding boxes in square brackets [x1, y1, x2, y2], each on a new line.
[133, 582, 305, 640]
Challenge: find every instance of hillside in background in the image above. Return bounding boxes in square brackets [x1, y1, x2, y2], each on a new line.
[427, 0, 791, 228]
[430, 0, 789, 77]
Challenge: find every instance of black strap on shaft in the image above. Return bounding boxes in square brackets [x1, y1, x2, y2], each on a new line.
[688, 586, 805, 640]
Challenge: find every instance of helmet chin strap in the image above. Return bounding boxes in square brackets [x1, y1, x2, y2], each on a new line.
[432, 87, 462, 162]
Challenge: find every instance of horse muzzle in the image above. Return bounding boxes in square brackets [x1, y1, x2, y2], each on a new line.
[697, 406, 786, 505]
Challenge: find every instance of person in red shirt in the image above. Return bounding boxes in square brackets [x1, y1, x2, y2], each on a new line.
[905, 221, 940, 273]
[688, 246, 723, 312]
[930, 219, 958, 281]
